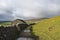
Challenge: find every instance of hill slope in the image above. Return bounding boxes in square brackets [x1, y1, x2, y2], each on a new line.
[32, 16, 60, 40]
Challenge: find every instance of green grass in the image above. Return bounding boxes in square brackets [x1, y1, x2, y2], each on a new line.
[32, 16, 60, 40]
[0, 21, 11, 26]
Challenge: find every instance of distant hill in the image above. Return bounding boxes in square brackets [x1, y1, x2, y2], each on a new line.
[26, 18, 49, 21]
[0, 21, 11, 26]
[32, 16, 60, 40]
[26, 18, 49, 23]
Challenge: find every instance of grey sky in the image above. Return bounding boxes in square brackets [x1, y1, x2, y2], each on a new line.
[0, 0, 60, 21]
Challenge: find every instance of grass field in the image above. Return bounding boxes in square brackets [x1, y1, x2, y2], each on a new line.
[32, 16, 60, 40]
[0, 21, 11, 26]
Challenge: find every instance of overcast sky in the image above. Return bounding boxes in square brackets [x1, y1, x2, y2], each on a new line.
[0, 0, 60, 21]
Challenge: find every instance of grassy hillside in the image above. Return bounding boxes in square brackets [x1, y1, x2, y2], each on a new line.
[26, 18, 48, 23]
[32, 16, 60, 40]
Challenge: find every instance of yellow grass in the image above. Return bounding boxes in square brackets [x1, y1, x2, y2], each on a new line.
[32, 16, 60, 40]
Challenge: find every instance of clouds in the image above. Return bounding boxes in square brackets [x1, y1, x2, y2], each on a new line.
[0, 0, 60, 21]
[12, 0, 60, 18]
[0, 8, 14, 21]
